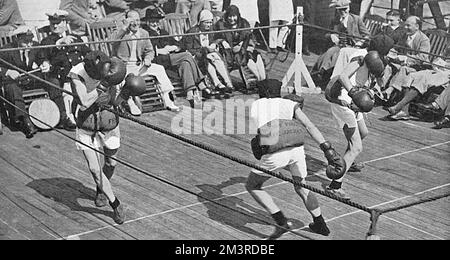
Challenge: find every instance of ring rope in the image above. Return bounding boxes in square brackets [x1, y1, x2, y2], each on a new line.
[0, 94, 314, 240]
[0, 21, 448, 70]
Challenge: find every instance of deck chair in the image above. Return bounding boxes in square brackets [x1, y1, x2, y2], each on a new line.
[364, 15, 385, 36]
[160, 13, 191, 42]
[138, 75, 167, 113]
[426, 29, 449, 62]
[0, 30, 14, 47]
[86, 21, 117, 56]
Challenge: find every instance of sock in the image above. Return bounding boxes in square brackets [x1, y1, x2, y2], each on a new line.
[109, 198, 120, 209]
[313, 215, 325, 224]
[329, 181, 342, 190]
[271, 211, 287, 226]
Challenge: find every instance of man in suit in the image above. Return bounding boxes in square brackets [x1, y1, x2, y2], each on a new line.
[111, 9, 180, 114]
[374, 10, 407, 46]
[0, 26, 40, 138]
[384, 16, 431, 120]
[312, 0, 370, 88]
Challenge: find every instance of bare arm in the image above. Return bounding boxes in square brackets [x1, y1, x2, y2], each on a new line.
[294, 108, 326, 145]
[71, 78, 100, 109]
[338, 60, 360, 92]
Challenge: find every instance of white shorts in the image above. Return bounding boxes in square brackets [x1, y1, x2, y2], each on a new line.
[251, 146, 307, 179]
[76, 127, 121, 151]
[330, 103, 364, 129]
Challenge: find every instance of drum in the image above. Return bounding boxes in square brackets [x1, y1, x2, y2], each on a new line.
[29, 99, 60, 130]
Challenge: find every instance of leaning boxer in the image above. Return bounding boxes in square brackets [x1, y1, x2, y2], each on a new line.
[68, 51, 145, 224]
[248, 79, 346, 239]
[324, 36, 394, 200]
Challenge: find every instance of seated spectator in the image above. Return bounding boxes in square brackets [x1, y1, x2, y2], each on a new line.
[111, 10, 180, 113]
[312, 0, 370, 88]
[383, 47, 449, 121]
[39, 10, 91, 130]
[229, 0, 259, 27]
[374, 10, 407, 46]
[417, 82, 450, 129]
[176, 0, 211, 27]
[268, 0, 293, 52]
[60, 0, 131, 33]
[0, 26, 44, 138]
[183, 10, 233, 95]
[142, 7, 212, 108]
[214, 5, 266, 81]
[0, 0, 24, 31]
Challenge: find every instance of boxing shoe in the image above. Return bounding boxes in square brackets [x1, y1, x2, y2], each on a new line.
[416, 102, 441, 113]
[348, 162, 364, 173]
[113, 204, 125, 225]
[56, 117, 76, 131]
[326, 186, 351, 201]
[267, 221, 293, 240]
[309, 219, 330, 236]
[389, 110, 411, 121]
[22, 118, 37, 139]
[433, 116, 450, 129]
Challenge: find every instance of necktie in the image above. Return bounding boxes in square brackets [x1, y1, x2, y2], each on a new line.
[22, 51, 28, 66]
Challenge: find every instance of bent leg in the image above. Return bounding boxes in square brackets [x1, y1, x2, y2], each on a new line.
[82, 149, 116, 203]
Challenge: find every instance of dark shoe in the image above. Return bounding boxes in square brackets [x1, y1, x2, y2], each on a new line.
[348, 162, 364, 173]
[166, 105, 181, 112]
[416, 103, 441, 112]
[56, 117, 76, 131]
[389, 111, 411, 121]
[95, 192, 108, 208]
[267, 221, 293, 240]
[22, 118, 37, 139]
[309, 220, 330, 236]
[113, 204, 125, 225]
[433, 116, 450, 129]
[326, 186, 351, 201]
[202, 88, 219, 99]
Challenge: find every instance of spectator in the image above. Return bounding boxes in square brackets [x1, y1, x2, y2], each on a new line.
[142, 7, 210, 108]
[374, 10, 407, 46]
[176, 0, 211, 27]
[0, 26, 40, 138]
[312, 0, 370, 87]
[214, 5, 266, 81]
[183, 10, 234, 97]
[383, 47, 449, 121]
[60, 0, 131, 33]
[0, 0, 24, 31]
[111, 10, 180, 113]
[209, 0, 223, 11]
[38, 10, 91, 130]
[229, 0, 259, 27]
[268, 0, 293, 52]
[417, 83, 450, 129]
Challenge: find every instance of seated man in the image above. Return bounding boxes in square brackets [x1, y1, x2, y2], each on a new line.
[312, 0, 370, 87]
[0, 26, 42, 138]
[214, 4, 266, 82]
[60, 0, 131, 33]
[374, 10, 407, 47]
[383, 47, 450, 121]
[183, 10, 233, 95]
[0, 0, 24, 31]
[175, 0, 211, 27]
[382, 16, 431, 119]
[141, 7, 210, 108]
[111, 9, 180, 114]
[417, 83, 450, 129]
[39, 10, 91, 130]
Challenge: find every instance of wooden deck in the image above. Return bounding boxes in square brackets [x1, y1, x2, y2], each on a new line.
[0, 51, 449, 240]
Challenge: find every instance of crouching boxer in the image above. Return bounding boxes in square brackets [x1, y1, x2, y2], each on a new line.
[68, 51, 129, 224]
[248, 79, 346, 239]
[324, 48, 389, 199]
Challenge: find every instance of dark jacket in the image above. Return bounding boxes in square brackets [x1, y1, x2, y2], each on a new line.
[40, 32, 90, 82]
[0, 41, 41, 80]
[144, 26, 178, 67]
[213, 17, 253, 51]
[374, 25, 408, 46]
[328, 13, 370, 46]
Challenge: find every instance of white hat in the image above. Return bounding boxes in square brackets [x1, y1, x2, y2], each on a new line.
[198, 10, 214, 23]
[329, 0, 351, 9]
[45, 10, 69, 18]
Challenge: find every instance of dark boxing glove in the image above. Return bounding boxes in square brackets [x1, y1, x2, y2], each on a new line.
[251, 136, 264, 160]
[348, 87, 375, 113]
[320, 141, 346, 180]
